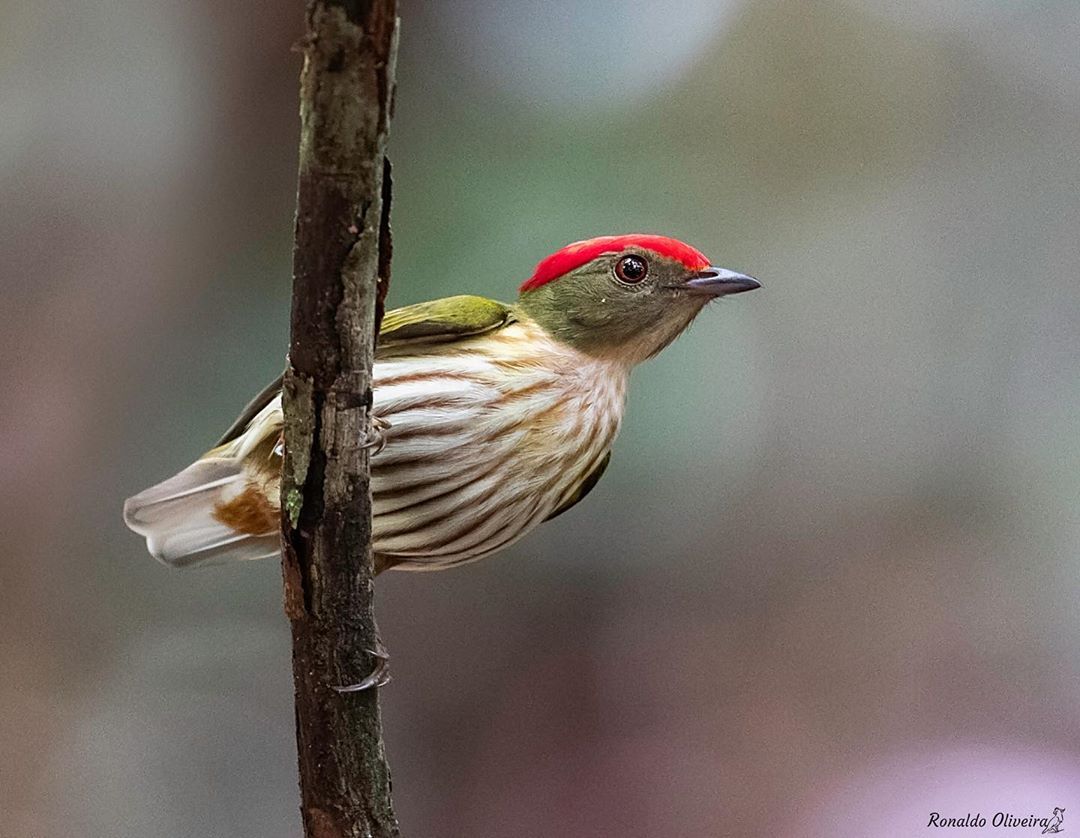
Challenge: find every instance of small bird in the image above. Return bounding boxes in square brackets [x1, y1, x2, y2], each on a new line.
[124, 234, 759, 573]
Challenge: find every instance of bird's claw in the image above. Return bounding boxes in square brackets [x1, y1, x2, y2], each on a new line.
[360, 416, 391, 456]
[333, 647, 391, 693]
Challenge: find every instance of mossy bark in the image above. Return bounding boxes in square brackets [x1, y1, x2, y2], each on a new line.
[280, 2, 399, 836]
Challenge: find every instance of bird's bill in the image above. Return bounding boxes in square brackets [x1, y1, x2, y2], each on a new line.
[676, 267, 761, 297]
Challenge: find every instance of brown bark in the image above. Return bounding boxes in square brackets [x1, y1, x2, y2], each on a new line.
[280, 1, 400, 836]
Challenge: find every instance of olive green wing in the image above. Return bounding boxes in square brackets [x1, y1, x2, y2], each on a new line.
[376, 295, 515, 349]
[216, 295, 515, 446]
[545, 451, 612, 521]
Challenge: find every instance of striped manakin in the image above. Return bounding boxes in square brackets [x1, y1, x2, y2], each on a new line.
[124, 234, 759, 573]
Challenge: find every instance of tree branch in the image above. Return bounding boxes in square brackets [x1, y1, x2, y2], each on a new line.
[280, 2, 399, 836]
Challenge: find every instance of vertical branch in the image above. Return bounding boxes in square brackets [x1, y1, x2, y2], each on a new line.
[280, 2, 399, 837]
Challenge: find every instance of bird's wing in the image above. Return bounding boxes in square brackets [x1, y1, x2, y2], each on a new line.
[544, 451, 612, 521]
[376, 294, 516, 348]
[215, 295, 515, 446]
[215, 372, 285, 446]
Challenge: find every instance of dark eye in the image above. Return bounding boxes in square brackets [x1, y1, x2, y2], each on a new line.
[615, 254, 648, 284]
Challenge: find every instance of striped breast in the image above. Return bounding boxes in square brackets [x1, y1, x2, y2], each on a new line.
[370, 319, 629, 569]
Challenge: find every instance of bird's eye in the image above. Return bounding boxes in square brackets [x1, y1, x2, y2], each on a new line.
[614, 254, 648, 284]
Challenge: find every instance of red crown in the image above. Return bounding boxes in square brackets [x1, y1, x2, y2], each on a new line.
[520, 234, 710, 293]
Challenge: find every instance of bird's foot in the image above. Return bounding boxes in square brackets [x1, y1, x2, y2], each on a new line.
[333, 643, 391, 693]
[360, 416, 391, 456]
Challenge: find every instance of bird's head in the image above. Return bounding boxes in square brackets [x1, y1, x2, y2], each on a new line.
[517, 234, 759, 365]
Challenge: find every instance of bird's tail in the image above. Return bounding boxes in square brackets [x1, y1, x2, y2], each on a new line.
[125, 391, 283, 567]
[123, 456, 280, 567]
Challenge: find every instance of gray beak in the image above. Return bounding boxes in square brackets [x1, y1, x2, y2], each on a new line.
[679, 267, 761, 297]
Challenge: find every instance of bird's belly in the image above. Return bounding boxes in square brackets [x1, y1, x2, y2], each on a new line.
[368, 342, 627, 569]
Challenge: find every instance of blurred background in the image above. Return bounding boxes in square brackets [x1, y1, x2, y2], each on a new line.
[3, 0, 1080, 835]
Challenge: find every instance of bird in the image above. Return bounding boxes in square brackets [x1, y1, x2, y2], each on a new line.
[123, 234, 759, 574]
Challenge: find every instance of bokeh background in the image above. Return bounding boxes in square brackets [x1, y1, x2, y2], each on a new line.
[3, 1, 1080, 836]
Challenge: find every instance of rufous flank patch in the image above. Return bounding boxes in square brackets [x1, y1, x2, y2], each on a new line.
[213, 483, 278, 536]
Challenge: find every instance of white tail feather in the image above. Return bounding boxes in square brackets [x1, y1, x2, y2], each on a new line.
[123, 458, 278, 567]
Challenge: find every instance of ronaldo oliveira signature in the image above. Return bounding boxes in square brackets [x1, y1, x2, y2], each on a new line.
[928, 808, 1064, 833]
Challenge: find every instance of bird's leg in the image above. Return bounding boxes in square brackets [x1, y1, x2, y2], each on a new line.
[333, 635, 391, 692]
[359, 415, 391, 456]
